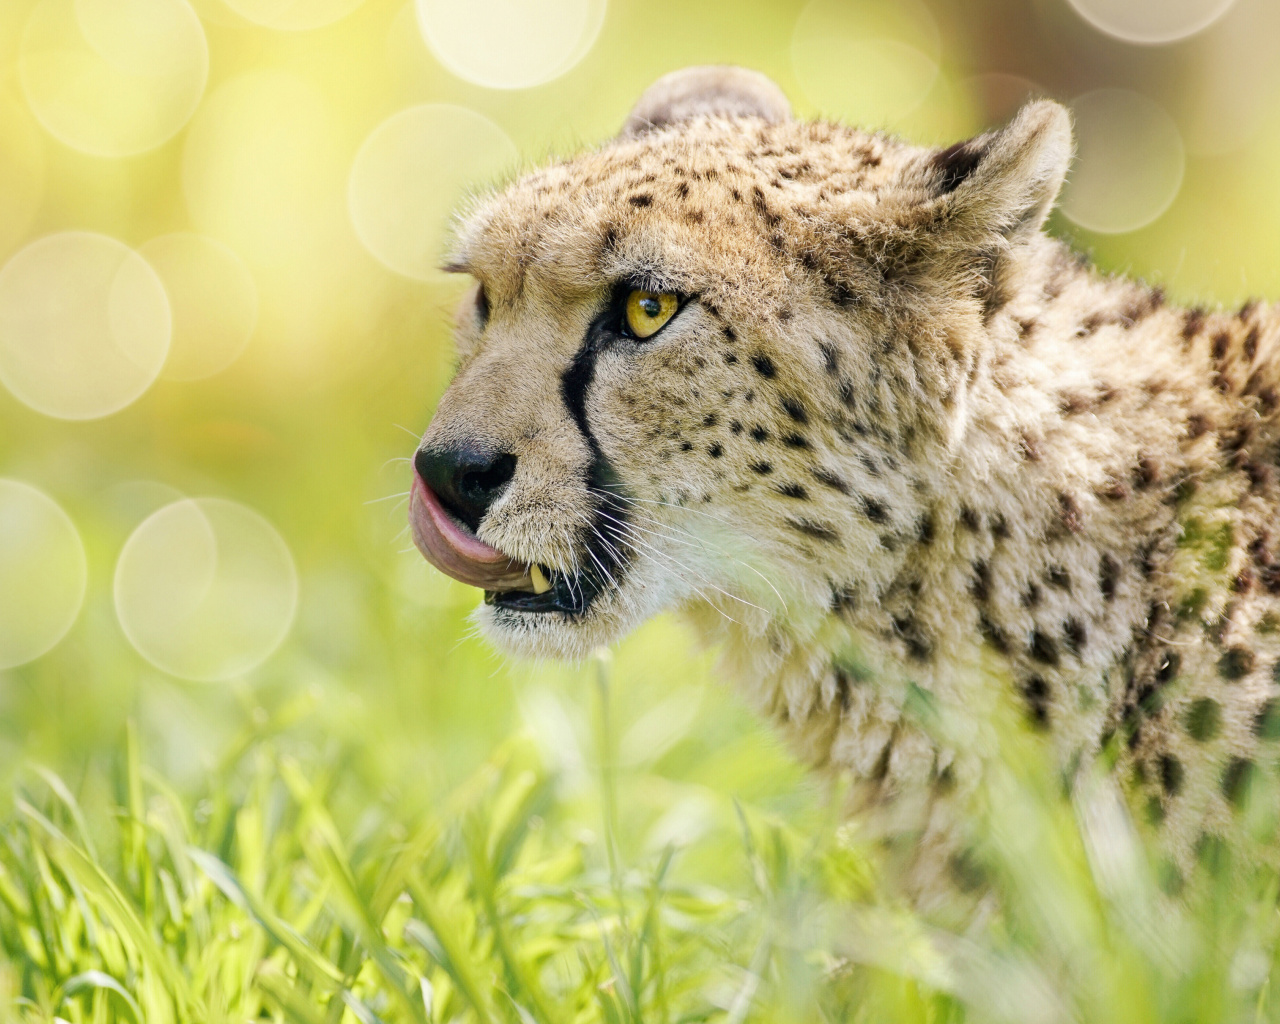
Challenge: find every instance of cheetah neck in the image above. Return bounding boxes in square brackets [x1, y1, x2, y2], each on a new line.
[692, 239, 1280, 784]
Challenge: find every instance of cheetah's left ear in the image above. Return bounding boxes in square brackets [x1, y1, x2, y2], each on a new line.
[619, 66, 792, 139]
[928, 100, 1073, 243]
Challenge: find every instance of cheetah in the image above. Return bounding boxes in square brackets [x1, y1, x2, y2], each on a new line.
[409, 66, 1280, 903]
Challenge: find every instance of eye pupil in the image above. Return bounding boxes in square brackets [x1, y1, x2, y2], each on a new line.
[624, 289, 677, 339]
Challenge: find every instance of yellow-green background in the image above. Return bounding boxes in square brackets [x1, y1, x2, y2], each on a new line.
[2, 0, 1280, 1020]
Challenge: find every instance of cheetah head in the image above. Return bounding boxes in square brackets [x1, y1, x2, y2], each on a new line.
[410, 66, 1073, 660]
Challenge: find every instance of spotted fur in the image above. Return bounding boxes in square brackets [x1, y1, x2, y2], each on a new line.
[418, 67, 1280, 904]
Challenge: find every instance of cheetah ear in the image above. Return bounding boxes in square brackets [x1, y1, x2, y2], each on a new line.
[620, 66, 792, 139]
[929, 100, 1073, 243]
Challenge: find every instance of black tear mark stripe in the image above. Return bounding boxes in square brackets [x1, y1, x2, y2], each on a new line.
[559, 311, 635, 603]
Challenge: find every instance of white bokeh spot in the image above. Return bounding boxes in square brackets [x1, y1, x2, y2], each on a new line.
[349, 104, 519, 281]
[791, 0, 940, 127]
[115, 497, 298, 682]
[1065, 0, 1236, 45]
[0, 479, 87, 670]
[1062, 89, 1186, 235]
[140, 234, 258, 381]
[0, 232, 171, 420]
[415, 0, 606, 90]
[20, 0, 209, 158]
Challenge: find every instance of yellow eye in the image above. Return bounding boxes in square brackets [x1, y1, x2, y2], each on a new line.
[624, 290, 679, 339]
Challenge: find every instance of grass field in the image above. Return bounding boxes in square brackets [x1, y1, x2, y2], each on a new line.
[8, 641, 1280, 1023]
[4, 0, 1280, 1019]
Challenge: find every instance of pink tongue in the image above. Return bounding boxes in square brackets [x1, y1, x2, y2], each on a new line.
[409, 474, 533, 590]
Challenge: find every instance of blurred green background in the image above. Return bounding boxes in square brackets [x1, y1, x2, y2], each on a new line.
[2, 0, 1280, 1020]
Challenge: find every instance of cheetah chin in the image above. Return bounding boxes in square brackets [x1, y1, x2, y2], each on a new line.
[410, 65, 1280, 902]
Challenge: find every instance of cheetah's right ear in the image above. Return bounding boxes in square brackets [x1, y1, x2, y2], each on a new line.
[928, 100, 1073, 244]
[619, 66, 791, 139]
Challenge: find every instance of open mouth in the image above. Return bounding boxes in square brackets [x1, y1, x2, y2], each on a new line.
[408, 473, 623, 616]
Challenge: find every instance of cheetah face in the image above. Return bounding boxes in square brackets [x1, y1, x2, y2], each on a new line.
[409, 67, 1072, 660]
[410, 269, 798, 660]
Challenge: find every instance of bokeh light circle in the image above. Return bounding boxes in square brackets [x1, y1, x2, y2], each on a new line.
[349, 104, 519, 280]
[1064, 0, 1236, 45]
[1061, 89, 1185, 235]
[114, 497, 298, 681]
[415, 0, 606, 90]
[0, 232, 170, 420]
[140, 234, 258, 381]
[221, 0, 364, 31]
[19, 0, 209, 158]
[0, 480, 86, 670]
[0, 93, 47, 260]
[791, 0, 940, 127]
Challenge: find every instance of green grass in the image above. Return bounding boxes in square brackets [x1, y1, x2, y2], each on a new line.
[4, 0, 1280, 1018]
[7, 646, 1280, 1024]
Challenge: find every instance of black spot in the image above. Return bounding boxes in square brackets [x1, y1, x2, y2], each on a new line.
[750, 354, 776, 378]
[810, 467, 849, 494]
[1253, 699, 1280, 739]
[971, 560, 990, 602]
[959, 506, 981, 532]
[751, 185, 781, 227]
[893, 615, 932, 661]
[782, 433, 809, 449]
[862, 499, 888, 524]
[991, 515, 1010, 540]
[787, 517, 839, 542]
[1159, 755, 1184, 796]
[628, 194, 653, 207]
[917, 514, 935, 546]
[1045, 565, 1071, 590]
[949, 849, 987, 893]
[1030, 630, 1059, 667]
[1156, 650, 1181, 683]
[777, 483, 809, 499]
[750, 426, 769, 442]
[675, 181, 689, 199]
[780, 397, 808, 423]
[702, 412, 718, 427]
[1221, 758, 1255, 807]
[1196, 833, 1228, 875]
[750, 461, 773, 475]
[730, 420, 743, 434]
[819, 341, 839, 374]
[1064, 619, 1086, 654]
[979, 614, 1008, 653]
[1100, 554, 1120, 602]
[1145, 796, 1165, 826]
[708, 443, 723, 458]
[1058, 492, 1082, 533]
[1218, 646, 1255, 680]
[723, 352, 738, 365]
[1022, 584, 1041, 609]
[1185, 698, 1221, 742]
[680, 441, 692, 452]
[1022, 675, 1050, 727]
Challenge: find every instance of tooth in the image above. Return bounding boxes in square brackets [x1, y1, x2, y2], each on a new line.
[530, 565, 552, 594]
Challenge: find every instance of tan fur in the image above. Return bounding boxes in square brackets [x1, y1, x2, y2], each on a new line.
[418, 67, 1280, 905]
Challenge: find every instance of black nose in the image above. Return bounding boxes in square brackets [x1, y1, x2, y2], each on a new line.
[414, 443, 517, 533]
